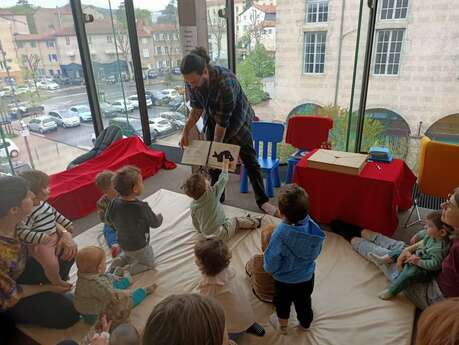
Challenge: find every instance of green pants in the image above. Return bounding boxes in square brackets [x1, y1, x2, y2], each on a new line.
[388, 264, 432, 296]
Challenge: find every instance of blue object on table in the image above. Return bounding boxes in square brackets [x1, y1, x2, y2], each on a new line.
[369, 146, 393, 163]
[240, 121, 285, 197]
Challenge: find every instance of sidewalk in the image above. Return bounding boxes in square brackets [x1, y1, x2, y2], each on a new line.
[10, 134, 87, 175]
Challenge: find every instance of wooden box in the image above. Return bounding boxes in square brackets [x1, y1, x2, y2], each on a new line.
[307, 149, 368, 175]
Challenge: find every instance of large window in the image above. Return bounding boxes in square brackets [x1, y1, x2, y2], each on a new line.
[381, 0, 409, 20]
[303, 31, 326, 74]
[306, 0, 329, 23]
[374, 29, 404, 75]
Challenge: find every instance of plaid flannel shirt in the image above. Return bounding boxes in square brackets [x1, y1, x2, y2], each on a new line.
[186, 65, 255, 144]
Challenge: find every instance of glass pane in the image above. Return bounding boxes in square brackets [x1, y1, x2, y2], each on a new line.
[81, 0, 184, 147]
[207, 0, 228, 67]
[0, 0, 96, 175]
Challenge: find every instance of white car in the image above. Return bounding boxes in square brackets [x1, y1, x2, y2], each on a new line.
[149, 117, 174, 137]
[111, 99, 135, 112]
[160, 88, 179, 99]
[28, 116, 58, 134]
[0, 138, 19, 158]
[127, 95, 153, 108]
[38, 82, 59, 90]
[14, 85, 30, 95]
[48, 110, 81, 128]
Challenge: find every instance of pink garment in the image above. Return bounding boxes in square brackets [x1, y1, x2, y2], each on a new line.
[27, 232, 62, 285]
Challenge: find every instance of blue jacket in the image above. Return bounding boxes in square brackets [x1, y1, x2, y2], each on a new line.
[263, 216, 325, 284]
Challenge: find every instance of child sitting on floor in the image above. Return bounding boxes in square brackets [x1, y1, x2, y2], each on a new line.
[17, 170, 74, 287]
[194, 237, 265, 340]
[369, 210, 451, 300]
[74, 246, 157, 325]
[245, 221, 276, 303]
[95, 171, 120, 258]
[264, 184, 325, 334]
[183, 159, 261, 241]
[106, 166, 163, 275]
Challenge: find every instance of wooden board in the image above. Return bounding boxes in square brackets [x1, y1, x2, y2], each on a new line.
[307, 149, 368, 175]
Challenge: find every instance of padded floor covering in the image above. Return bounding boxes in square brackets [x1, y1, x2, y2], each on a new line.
[19, 189, 415, 345]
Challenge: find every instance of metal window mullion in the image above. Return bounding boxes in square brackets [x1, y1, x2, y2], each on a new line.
[385, 30, 394, 74]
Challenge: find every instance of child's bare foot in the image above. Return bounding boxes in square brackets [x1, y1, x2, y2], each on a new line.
[369, 252, 391, 265]
[145, 283, 158, 295]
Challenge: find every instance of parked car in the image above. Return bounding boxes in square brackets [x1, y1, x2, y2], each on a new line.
[147, 69, 159, 79]
[0, 138, 20, 158]
[148, 90, 170, 106]
[0, 87, 12, 97]
[127, 95, 153, 108]
[28, 116, 58, 134]
[8, 102, 27, 116]
[69, 105, 93, 122]
[149, 117, 174, 137]
[100, 102, 119, 117]
[111, 100, 135, 113]
[38, 82, 59, 91]
[168, 97, 183, 111]
[160, 88, 179, 100]
[14, 85, 30, 95]
[171, 67, 181, 75]
[48, 110, 81, 128]
[108, 117, 157, 142]
[159, 111, 186, 130]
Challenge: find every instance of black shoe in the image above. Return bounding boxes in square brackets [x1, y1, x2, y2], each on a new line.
[246, 322, 265, 336]
[329, 220, 363, 242]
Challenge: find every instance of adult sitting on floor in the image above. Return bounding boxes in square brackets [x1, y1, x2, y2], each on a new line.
[331, 187, 459, 310]
[0, 176, 79, 342]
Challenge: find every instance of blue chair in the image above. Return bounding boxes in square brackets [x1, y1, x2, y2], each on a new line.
[240, 121, 285, 197]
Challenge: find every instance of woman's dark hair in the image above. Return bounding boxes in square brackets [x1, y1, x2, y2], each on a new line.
[0, 176, 29, 217]
[194, 237, 231, 277]
[180, 47, 210, 75]
[143, 294, 225, 345]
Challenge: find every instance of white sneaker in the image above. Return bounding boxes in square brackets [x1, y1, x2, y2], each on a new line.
[269, 314, 288, 335]
[261, 202, 280, 217]
[378, 289, 394, 300]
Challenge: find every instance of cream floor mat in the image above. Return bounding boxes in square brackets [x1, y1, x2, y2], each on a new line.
[19, 189, 415, 345]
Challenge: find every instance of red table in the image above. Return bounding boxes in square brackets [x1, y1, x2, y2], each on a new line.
[293, 150, 416, 236]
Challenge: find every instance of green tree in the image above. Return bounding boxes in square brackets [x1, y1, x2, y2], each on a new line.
[157, 0, 177, 24]
[243, 44, 275, 78]
[8, 3, 37, 33]
[237, 61, 265, 105]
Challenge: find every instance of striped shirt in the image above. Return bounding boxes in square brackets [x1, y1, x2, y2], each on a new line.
[17, 202, 72, 244]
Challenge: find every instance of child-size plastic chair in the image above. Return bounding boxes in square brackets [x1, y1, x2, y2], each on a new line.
[240, 121, 285, 197]
[285, 115, 333, 184]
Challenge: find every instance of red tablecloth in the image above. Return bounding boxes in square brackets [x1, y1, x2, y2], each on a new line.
[293, 150, 416, 236]
[48, 136, 176, 220]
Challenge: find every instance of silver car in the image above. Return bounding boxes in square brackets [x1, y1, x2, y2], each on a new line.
[28, 116, 58, 134]
[48, 110, 81, 128]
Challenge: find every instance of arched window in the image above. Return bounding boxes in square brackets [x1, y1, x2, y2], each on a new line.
[425, 114, 459, 145]
[365, 108, 411, 159]
[287, 103, 322, 117]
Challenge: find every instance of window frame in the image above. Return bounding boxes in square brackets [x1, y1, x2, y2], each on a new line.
[380, 0, 409, 20]
[373, 28, 405, 76]
[305, 0, 329, 23]
[303, 31, 327, 74]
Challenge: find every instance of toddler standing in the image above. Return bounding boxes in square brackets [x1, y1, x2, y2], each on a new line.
[245, 222, 276, 303]
[183, 159, 261, 241]
[370, 210, 451, 299]
[264, 184, 325, 334]
[74, 245, 157, 325]
[106, 166, 162, 275]
[95, 171, 120, 258]
[194, 237, 265, 341]
[17, 170, 74, 287]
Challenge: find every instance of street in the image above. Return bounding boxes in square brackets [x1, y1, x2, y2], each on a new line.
[19, 80, 183, 149]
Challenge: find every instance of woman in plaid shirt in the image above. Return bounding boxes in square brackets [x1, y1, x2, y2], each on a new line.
[179, 47, 278, 216]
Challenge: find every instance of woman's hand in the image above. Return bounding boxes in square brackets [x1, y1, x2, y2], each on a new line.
[406, 254, 421, 266]
[396, 250, 410, 271]
[55, 230, 77, 261]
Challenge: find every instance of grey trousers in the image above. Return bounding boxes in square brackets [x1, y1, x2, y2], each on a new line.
[110, 244, 155, 275]
[351, 232, 445, 310]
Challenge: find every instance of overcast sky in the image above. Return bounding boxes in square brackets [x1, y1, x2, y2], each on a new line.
[1, 0, 171, 11]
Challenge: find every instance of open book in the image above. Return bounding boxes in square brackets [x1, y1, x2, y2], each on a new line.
[181, 140, 240, 172]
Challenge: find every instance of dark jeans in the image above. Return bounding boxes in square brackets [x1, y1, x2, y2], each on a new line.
[273, 275, 315, 329]
[206, 128, 269, 207]
[2, 256, 79, 330]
